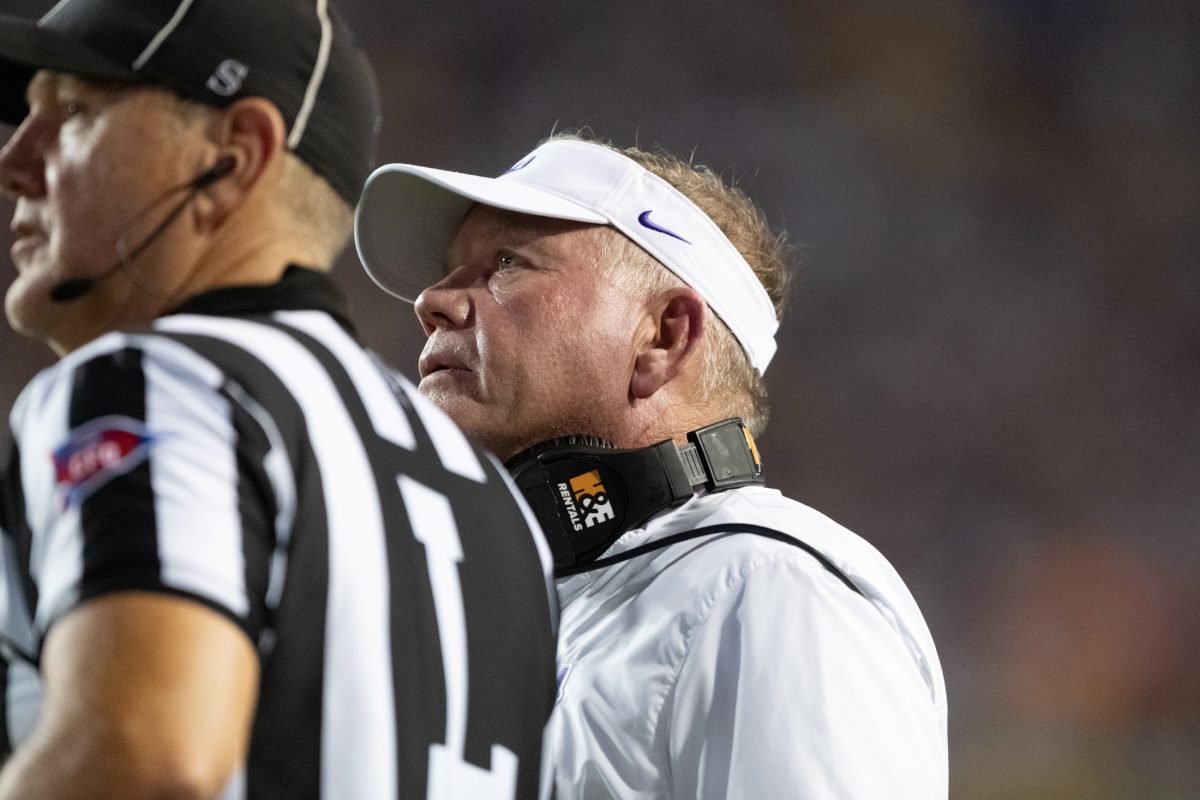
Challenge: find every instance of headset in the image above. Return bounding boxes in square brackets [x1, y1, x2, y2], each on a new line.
[506, 417, 764, 572]
[509, 417, 865, 595]
[48, 155, 238, 302]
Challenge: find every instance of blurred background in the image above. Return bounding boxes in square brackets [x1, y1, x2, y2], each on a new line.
[2, 0, 1197, 797]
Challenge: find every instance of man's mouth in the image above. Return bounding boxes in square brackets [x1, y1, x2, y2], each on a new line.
[8, 217, 46, 268]
[9, 234, 45, 267]
[418, 354, 471, 379]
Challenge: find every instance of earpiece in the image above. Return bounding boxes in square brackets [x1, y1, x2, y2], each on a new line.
[191, 155, 237, 190]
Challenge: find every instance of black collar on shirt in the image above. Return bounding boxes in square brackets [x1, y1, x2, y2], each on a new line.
[167, 265, 356, 336]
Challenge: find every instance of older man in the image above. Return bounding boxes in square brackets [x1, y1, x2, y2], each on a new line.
[0, 2, 556, 798]
[355, 135, 949, 798]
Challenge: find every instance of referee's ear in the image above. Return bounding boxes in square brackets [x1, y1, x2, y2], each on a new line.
[195, 96, 288, 231]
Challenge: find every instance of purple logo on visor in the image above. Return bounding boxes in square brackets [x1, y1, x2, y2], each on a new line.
[637, 211, 691, 244]
[501, 155, 536, 176]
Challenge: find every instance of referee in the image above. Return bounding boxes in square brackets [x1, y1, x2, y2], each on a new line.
[0, 2, 555, 799]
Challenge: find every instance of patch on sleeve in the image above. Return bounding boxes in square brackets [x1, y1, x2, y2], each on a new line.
[52, 415, 157, 508]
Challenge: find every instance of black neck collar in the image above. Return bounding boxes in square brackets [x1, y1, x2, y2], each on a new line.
[168, 265, 356, 336]
[506, 418, 764, 570]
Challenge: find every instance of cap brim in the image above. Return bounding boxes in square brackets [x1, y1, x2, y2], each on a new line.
[0, 14, 139, 125]
[354, 163, 608, 303]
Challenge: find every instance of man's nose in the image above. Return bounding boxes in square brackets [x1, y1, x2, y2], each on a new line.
[0, 116, 49, 199]
[414, 267, 474, 336]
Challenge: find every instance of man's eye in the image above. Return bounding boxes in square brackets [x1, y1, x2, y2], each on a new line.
[61, 101, 83, 119]
[496, 251, 518, 269]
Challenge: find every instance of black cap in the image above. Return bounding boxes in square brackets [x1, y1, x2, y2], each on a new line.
[0, 0, 381, 204]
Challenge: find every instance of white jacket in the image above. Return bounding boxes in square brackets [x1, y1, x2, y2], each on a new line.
[550, 486, 948, 799]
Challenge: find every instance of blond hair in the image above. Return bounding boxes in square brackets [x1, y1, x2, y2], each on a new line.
[552, 133, 792, 437]
[275, 153, 354, 265]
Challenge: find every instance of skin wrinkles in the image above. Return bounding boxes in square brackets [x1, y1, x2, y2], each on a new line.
[1, 72, 214, 354]
[416, 205, 648, 460]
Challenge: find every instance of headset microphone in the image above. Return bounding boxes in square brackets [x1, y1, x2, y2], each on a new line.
[48, 156, 238, 303]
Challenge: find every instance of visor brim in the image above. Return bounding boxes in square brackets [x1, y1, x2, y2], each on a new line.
[355, 163, 608, 302]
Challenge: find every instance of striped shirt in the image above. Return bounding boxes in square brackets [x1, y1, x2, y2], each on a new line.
[0, 267, 557, 799]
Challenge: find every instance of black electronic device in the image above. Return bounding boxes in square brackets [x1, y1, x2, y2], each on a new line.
[506, 417, 763, 571]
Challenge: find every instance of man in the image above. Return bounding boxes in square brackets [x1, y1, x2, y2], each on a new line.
[354, 135, 950, 798]
[0, 2, 556, 798]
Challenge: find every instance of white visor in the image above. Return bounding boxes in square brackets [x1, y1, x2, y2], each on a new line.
[354, 139, 779, 373]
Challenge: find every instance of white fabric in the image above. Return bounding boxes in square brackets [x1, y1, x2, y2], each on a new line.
[551, 486, 948, 800]
[143, 339, 248, 618]
[155, 313, 402, 800]
[354, 139, 780, 373]
[11, 332, 250, 634]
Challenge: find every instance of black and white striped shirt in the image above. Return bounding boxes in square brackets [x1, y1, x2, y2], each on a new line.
[0, 267, 557, 799]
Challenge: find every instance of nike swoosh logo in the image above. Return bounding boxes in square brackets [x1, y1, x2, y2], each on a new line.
[501, 155, 536, 175]
[637, 211, 691, 244]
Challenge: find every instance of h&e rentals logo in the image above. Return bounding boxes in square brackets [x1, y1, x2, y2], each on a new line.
[569, 470, 614, 529]
[554, 469, 616, 532]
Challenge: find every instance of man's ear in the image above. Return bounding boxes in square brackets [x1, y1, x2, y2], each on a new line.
[194, 97, 287, 230]
[630, 287, 707, 400]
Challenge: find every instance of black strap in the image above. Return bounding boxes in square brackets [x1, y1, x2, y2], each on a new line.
[555, 523, 864, 597]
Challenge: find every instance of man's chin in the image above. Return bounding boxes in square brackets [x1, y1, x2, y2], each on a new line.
[5, 279, 52, 340]
[419, 379, 479, 422]
[415, 384, 512, 455]
[5, 278, 103, 356]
